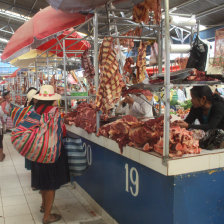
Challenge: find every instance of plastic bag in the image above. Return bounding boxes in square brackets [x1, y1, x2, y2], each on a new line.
[199, 129, 224, 150]
[186, 35, 208, 71]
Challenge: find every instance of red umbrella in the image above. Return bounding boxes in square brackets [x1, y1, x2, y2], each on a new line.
[0, 81, 7, 85]
[1, 6, 93, 62]
[10, 68, 21, 78]
[37, 29, 91, 57]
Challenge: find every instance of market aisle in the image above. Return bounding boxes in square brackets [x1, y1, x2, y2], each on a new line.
[0, 134, 105, 224]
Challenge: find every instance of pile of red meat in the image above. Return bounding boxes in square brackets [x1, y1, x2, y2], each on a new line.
[186, 69, 218, 81]
[97, 115, 201, 157]
[64, 102, 96, 133]
[153, 126, 201, 157]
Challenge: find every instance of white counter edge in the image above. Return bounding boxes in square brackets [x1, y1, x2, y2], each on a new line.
[66, 125, 224, 176]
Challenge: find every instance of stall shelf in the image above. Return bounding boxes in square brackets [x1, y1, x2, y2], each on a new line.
[66, 125, 224, 224]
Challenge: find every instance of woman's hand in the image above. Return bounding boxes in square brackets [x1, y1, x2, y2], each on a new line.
[124, 96, 134, 105]
[174, 120, 189, 129]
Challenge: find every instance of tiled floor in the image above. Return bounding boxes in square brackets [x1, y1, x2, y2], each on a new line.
[0, 134, 105, 224]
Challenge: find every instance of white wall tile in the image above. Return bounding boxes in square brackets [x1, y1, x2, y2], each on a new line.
[168, 156, 210, 175]
[209, 154, 220, 169]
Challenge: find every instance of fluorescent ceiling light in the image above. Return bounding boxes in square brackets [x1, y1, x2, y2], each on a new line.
[0, 9, 31, 22]
[76, 31, 87, 37]
[0, 37, 8, 43]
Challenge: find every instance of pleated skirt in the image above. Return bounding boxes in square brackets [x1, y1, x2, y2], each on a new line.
[31, 146, 70, 190]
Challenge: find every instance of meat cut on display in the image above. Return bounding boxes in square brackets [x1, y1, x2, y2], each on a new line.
[119, 28, 142, 52]
[136, 41, 152, 83]
[64, 102, 96, 133]
[122, 88, 153, 101]
[81, 49, 95, 83]
[95, 37, 125, 114]
[97, 115, 201, 157]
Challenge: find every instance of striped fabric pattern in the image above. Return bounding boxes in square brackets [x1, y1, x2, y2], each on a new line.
[63, 138, 88, 176]
[10, 105, 34, 128]
[11, 108, 62, 163]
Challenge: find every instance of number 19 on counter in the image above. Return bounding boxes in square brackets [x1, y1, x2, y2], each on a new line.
[125, 163, 139, 197]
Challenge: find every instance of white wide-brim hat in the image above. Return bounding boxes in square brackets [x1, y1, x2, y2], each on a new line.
[27, 89, 37, 104]
[33, 85, 61, 101]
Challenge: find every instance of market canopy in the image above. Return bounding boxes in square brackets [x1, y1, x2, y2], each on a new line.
[37, 30, 91, 58]
[1, 6, 93, 62]
[10, 49, 59, 68]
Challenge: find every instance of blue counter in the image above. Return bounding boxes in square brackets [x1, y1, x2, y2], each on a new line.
[67, 126, 224, 224]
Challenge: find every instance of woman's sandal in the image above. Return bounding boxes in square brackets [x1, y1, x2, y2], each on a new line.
[40, 205, 45, 213]
[42, 214, 61, 224]
[0, 153, 5, 162]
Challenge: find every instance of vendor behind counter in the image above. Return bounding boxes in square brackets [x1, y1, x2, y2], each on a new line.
[176, 85, 224, 131]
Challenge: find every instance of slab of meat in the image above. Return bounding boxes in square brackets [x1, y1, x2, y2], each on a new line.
[119, 27, 142, 52]
[136, 41, 152, 83]
[96, 37, 125, 114]
[144, 0, 162, 24]
[186, 69, 218, 81]
[98, 114, 201, 157]
[153, 126, 201, 157]
[81, 49, 95, 83]
[64, 102, 96, 133]
[133, 0, 162, 24]
[123, 57, 134, 75]
[133, 2, 149, 24]
[122, 88, 153, 101]
[97, 115, 142, 152]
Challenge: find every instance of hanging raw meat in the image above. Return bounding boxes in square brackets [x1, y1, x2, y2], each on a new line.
[133, 2, 149, 24]
[136, 41, 151, 83]
[81, 49, 95, 83]
[144, 0, 162, 24]
[95, 37, 125, 114]
[123, 57, 134, 75]
[119, 27, 142, 52]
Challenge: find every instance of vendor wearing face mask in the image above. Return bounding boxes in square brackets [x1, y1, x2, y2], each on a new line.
[176, 85, 224, 131]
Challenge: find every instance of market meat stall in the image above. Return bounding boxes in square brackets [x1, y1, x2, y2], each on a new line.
[66, 124, 224, 224]
[60, 0, 224, 223]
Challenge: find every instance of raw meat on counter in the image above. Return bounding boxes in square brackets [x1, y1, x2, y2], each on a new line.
[64, 102, 96, 133]
[97, 115, 201, 157]
[97, 115, 141, 152]
[186, 69, 218, 81]
[95, 37, 125, 114]
[153, 126, 201, 157]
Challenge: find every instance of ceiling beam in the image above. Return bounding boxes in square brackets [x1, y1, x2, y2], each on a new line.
[0, 0, 39, 14]
[170, 0, 199, 11]
[196, 3, 224, 18]
[29, 0, 38, 16]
